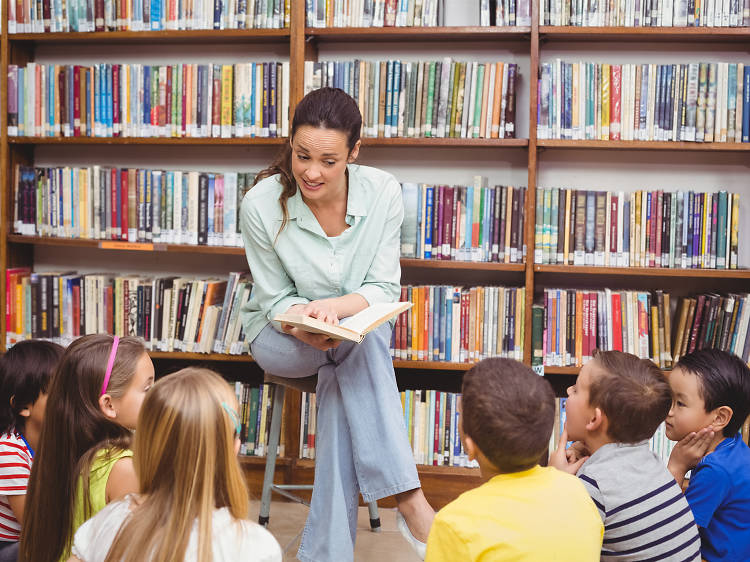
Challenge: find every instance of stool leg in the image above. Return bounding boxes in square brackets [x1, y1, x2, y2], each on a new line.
[367, 501, 381, 532]
[259, 384, 285, 527]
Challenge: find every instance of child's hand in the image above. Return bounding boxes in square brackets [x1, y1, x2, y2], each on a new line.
[566, 441, 590, 464]
[549, 429, 589, 475]
[668, 427, 714, 479]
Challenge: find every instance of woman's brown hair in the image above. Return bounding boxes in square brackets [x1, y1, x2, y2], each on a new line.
[253, 87, 363, 235]
[103, 368, 249, 562]
[20, 334, 146, 562]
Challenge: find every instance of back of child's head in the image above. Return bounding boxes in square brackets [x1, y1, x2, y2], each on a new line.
[462, 358, 555, 473]
[588, 350, 672, 443]
[103, 367, 248, 562]
[0, 339, 64, 435]
[676, 349, 750, 437]
[20, 334, 146, 562]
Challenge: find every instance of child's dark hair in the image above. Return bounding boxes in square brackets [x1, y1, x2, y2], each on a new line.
[253, 87, 362, 235]
[461, 358, 555, 473]
[0, 340, 64, 434]
[589, 350, 672, 443]
[676, 349, 750, 437]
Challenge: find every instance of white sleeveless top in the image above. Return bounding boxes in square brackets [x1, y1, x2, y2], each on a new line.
[71, 495, 282, 562]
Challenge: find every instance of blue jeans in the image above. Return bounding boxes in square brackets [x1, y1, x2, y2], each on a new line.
[251, 323, 421, 562]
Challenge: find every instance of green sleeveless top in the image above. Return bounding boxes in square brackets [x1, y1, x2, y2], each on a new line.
[63, 448, 133, 561]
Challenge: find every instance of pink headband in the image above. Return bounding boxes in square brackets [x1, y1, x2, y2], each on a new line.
[100, 336, 120, 396]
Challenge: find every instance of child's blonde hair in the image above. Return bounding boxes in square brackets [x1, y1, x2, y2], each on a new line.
[103, 367, 249, 562]
[21, 334, 147, 562]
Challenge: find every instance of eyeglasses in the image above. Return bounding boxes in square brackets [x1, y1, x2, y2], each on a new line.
[221, 402, 242, 437]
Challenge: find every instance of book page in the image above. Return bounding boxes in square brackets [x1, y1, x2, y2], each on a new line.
[339, 302, 411, 335]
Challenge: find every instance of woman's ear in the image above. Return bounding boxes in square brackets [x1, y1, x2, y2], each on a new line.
[99, 394, 117, 420]
[348, 140, 361, 163]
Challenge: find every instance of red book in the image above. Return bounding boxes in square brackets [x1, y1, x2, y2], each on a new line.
[95, 0, 105, 31]
[72, 284, 81, 337]
[423, 288, 430, 359]
[120, 169, 129, 240]
[181, 65, 188, 136]
[461, 291, 469, 362]
[450, 187, 459, 260]
[649, 192, 658, 267]
[111, 168, 119, 239]
[610, 194, 618, 259]
[105, 286, 114, 335]
[73, 65, 81, 137]
[434, 186, 444, 260]
[212, 69, 222, 136]
[612, 292, 623, 351]
[582, 291, 590, 360]
[442, 187, 454, 260]
[112, 65, 121, 137]
[384, 0, 398, 25]
[433, 391, 441, 466]
[610, 65, 622, 140]
[687, 294, 707, 354]
[589, 292, 598, 356]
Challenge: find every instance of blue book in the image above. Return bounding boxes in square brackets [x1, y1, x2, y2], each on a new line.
[384, 61, 393, 137]
[727, 65, 737, 140]
[392, 61, 401, 132]
[47, 65, 55, 135]
[432, 287, 439, 360]
[693, 193, 702, 267]
[716, 191, 728, 268]
[106, 65, 113, 136]
[438, 286, 447, 361]
[445, 288, 455, 362]
[152, 0, 163, 28]
[67, 65, 75, 136]
[452, 395, 461, 464]
[144, 66, 152, 132]
[743, 67, 750, 142]
[181, 174, 189, 240]
[424, 186, 434, 258]
[639, 64, 649, 138]
[250, 63, 257, 137]
[564, 62, 572, 138]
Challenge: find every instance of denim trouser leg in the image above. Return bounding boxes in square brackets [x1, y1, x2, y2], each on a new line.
[250, 323, 421, 562]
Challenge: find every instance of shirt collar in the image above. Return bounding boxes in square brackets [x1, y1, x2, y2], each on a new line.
[284, 164, 368, 225]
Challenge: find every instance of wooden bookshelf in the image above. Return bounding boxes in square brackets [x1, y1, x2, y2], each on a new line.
[2, 0, 749, 510]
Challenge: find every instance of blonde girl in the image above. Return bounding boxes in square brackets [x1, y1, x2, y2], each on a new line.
[69, 367, 281, 562]
[20, 335, 154, 562]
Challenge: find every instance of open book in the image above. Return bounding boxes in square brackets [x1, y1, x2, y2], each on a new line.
[274, 301, 412, 343]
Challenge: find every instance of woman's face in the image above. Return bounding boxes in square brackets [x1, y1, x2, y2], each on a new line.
[290, 125, 360, 204]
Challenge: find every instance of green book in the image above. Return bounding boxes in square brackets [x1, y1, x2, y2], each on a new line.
[532, 305, 544, 366]
[424, 62, 437, 137]
[716, 190, 728, 269]
[472, 63, 485, 138]
[247, 386, 260, 451]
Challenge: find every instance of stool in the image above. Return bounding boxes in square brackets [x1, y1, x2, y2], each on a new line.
[259, 373, 381, 532]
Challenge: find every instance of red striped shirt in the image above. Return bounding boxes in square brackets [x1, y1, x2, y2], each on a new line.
[0, 431, 32, 541]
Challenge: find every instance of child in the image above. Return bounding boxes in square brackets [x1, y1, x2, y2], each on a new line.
[665, 349, 750, 562]
[424, 358, 603, 562]
[69, 367, 282, 562]
[551, 350, 701, 562]
[20, 334, 154, 562]
[0, 340, 63, 557]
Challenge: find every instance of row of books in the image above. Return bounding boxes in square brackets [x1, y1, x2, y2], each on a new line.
[534, 288, 676, 368]
[533, 188, 741, 269]
[481, 0, 533, 25]
[671, 292, 750, 363]
[300, 388, 477, 467]
[539, 0, 750, 26]
[4, 268, 254, 355]
[304, 59, 519, 139]
[7, 0, 289, 33]
[234, 382, 283, 458]
[305, 0, 445, 27]
[401, 182, 527, 263]
[537, 60, 750, 143]
[6, 62, 290, 138]
[12, 165, 256, 247]
[392, 285, 526, 363]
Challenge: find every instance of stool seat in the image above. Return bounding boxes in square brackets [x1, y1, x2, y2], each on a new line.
[263, 373, 318, 394]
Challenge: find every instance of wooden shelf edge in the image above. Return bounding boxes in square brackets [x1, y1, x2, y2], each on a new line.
[239, 455, 292, 467]
[361, 137, 527, 147]
[148, 351, 254, 362]
[8, 136, 287, 146]
[393, 360, 473, 371]
[534, 264, 750, 279]
[8, 29, 290, 43]
[542, 366, 580, 375]
[540, 25, 750, 42]
[306, 25, 531, 41]
[295, 457, 480, 476]
[400, 258, 525, 272]
[537, 139, 750, 151]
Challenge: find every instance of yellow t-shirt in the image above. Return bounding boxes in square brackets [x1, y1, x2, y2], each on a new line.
[425, 465, 603, 562]
[62, 448, 133, 562]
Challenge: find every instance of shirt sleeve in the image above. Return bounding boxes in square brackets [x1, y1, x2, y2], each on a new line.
[353, 175, 404, 306]
[0, 440, 31, 497]
[240, 193, 310, 326]
[425, 515, 472, 562]
[684, 462, 731, 528]
[577, 470, 606, 523]
[71, 500, 129, 562]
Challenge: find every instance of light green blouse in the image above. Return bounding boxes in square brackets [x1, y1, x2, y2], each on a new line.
[240, 164, 404, 343]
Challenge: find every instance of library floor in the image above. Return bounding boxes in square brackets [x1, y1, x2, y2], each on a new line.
[248, 499, 422, 561]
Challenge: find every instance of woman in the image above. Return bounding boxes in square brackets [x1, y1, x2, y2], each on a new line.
[240, 87, 434, 561]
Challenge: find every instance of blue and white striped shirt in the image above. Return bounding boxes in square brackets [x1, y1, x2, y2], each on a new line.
[577, 441, 701, 562]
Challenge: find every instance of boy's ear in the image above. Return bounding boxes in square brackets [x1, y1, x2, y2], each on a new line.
[710, 405, 733, 432]
[10, 395, 31, 419]
[586, 407, 607, 433]
[462, 434, 478, 462]
[98, 394, 118, 420]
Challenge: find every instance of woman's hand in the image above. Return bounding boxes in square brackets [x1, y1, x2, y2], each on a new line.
[281, 325, 341, 351]
[287, 300, 340, 325]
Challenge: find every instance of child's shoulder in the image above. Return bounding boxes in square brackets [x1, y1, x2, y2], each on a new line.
[578, 442, 675, 492]
[0, 431, 29, 457]
[699, 434, 750, 478]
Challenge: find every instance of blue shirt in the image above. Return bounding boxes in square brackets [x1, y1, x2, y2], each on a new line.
[685, 433, 750, 561]
[239, 164, 404, 343]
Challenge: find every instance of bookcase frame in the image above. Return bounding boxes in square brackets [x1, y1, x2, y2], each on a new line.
[2, 0, 750, 508]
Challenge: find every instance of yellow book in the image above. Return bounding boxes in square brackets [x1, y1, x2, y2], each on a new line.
[563, 189, 572, 263]
[730, 193, 739, 269]
[601, 63, 610, 140]
[701, 193, 709, 267]
[221, 64, 233, 138]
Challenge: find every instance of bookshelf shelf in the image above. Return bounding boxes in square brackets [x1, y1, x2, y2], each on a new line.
[305, 26, 531, 42]
[239, 455, 292, 467]
[7, 29, 291, 44]
[534, 264, 750, 279]
[296, 457, 480, 476]
[8, 136, 288, 146]
[149, 351, 253, 362]
[393, 360, 473, 371]
[360, 138, 528, 147]
[537, 139, 750, 151]
[539, 26, 750, 43]
[400, 259, 525, 272]
[543, 366, 580, 375]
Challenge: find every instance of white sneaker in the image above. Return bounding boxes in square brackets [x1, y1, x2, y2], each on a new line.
[396, 511, 426, 560]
